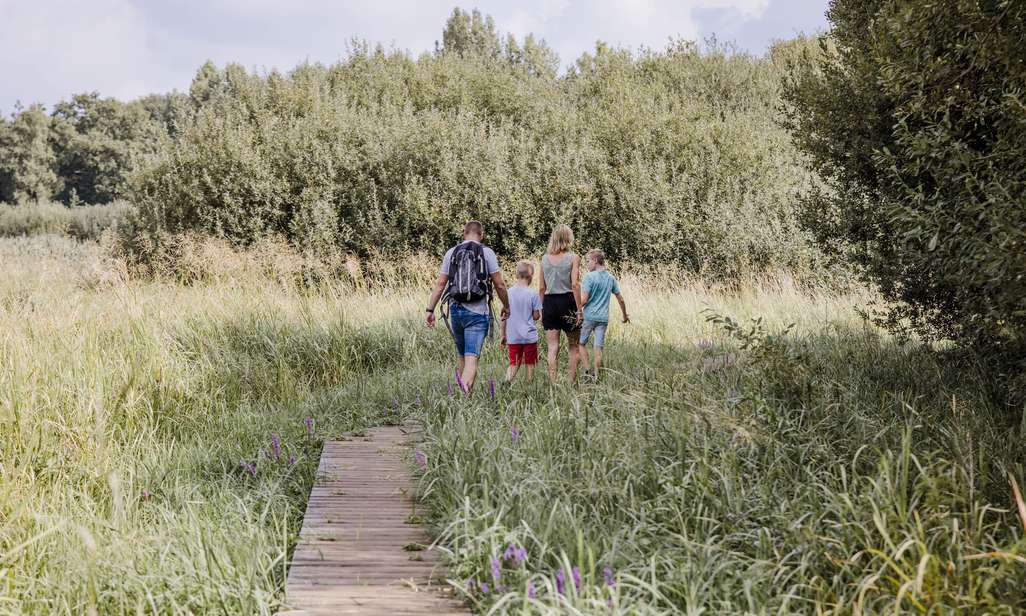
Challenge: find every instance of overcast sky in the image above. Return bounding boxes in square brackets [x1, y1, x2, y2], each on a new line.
[0, 0, 829, 114]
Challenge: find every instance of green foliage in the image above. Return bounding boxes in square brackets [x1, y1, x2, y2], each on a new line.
[784, 1, 1026, 352]
[0, 104, 62, 203]
[0, 95, 167, 207]
[128, 28, 822, 279]
[441, 7, 502, 58]
[51, 93, 168, 204]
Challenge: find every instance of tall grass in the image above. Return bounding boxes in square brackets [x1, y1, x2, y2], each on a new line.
[2, 237, 1023, 613]
[0, 201, 133, 241]
[0, 238, 438, 614]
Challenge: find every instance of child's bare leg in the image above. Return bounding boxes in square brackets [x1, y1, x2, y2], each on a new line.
[579, 344, 590, 372]
[526, 364, 535, 381]
[545, 330, 560, 380]
[506, 363, 518, 382]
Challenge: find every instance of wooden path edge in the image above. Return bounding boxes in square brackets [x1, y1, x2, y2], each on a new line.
[281, 425, 468, 615]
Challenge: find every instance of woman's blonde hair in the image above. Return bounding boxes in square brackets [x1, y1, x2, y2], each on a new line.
[547, 224, 574, 255]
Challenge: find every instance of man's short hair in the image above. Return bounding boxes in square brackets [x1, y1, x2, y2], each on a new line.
[586, 249, 605, 265]
[463, 220, 484, 238]
[515, 260, 534, 279]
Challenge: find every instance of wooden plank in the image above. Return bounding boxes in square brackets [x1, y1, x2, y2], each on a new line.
[284, 426, 467, 615]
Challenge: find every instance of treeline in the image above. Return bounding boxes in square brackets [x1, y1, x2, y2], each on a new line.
[0, 94, 180, 205]
[117, 9, 821, 277]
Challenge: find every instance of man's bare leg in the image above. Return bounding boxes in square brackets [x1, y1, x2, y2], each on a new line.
[505, 363, 519, 383]
[462, 355, 479, 392]
[568, 343, 580, 382]
[593, 347, 603, 377]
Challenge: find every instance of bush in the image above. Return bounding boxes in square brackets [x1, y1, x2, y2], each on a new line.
[783, 2, 1026, 353]
[126, 33, 825, 280]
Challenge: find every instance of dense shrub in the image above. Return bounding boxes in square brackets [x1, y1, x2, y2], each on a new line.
[125, 14, 824, 279]
[784, 1, 1026, 352]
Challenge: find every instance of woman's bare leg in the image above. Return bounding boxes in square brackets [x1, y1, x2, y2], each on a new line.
[546, 329, 561, 381]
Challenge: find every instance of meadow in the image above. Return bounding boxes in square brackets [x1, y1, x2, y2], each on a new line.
[2, 235, 1024, 614]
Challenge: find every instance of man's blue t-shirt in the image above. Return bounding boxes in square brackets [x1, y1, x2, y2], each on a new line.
[582, 270, 621, 323]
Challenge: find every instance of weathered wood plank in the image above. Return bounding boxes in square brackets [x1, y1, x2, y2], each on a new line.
[284, 426, 467, 615]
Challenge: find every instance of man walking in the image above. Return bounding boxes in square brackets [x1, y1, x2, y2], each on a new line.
[425, 220, 510, 393]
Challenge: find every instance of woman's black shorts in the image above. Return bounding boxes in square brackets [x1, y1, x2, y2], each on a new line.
[542, 292, 580, 334]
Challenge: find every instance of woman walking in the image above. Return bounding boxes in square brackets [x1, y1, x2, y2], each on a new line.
[539, 224, 584, 381]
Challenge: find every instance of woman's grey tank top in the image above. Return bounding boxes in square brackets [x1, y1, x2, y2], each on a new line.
[542, 252, 574, 295]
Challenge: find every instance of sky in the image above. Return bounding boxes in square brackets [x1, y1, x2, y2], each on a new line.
[0, 0, 830, 114]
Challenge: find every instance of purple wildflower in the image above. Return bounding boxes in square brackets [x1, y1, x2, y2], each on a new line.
[503, 543, 527, 564]
[603, 566, 616, 588]
[572, 566, 581, 591]
[488, 379, 496, 400]
[479, 582, 490, 594]
[288, 455, 297, 467]
[696, 338, 713, 350]
[303, 417, 314, 438]
[141, 489, 152, 500]
[391, 398, 399, 411]
[511, 426, 520, 444]
[555, 569, 565, 595]
[527, 581, 536, 599]
[270, 433, 281, 459]
[490, 557, 502, 582]
[414, 450, 427, 470]
[467, 578, 477, 592]
[241, 460, 257, 477]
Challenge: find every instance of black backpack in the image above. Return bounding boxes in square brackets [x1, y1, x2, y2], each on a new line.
[445, 242, 491, 304]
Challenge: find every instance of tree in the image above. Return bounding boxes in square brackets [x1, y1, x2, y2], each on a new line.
[50, 93, 166, 204]
[441, 8, 501, 58]
[504, 33, 560, 78]
[0, 104, 61, 203]
[783, 0, 1026, 353]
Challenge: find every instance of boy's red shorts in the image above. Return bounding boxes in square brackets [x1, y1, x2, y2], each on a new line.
[508, 342, 538, 366]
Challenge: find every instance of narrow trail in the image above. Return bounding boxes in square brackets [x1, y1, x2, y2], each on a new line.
[282, 426, 467, 615]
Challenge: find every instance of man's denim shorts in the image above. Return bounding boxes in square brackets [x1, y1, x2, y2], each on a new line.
[450, 304, 490, 357]
[580, 320, 608, 348]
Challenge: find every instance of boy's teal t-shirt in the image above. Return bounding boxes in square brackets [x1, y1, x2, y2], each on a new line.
[582, 270, 620, 323]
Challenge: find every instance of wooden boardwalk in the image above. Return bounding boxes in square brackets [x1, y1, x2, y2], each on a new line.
[283, 426, 467, 615]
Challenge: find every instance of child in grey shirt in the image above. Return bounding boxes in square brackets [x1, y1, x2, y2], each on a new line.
[501, 260, 543, 382]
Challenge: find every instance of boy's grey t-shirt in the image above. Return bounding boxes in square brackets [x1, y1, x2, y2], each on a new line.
[506, 286, 543, 344]
[440, 240, 500, 315]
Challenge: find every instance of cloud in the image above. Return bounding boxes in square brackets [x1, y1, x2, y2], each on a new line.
[0, 0, 823, 114]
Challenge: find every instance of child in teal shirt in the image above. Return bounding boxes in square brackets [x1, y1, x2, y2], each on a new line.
[579, 249, 629, 379]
